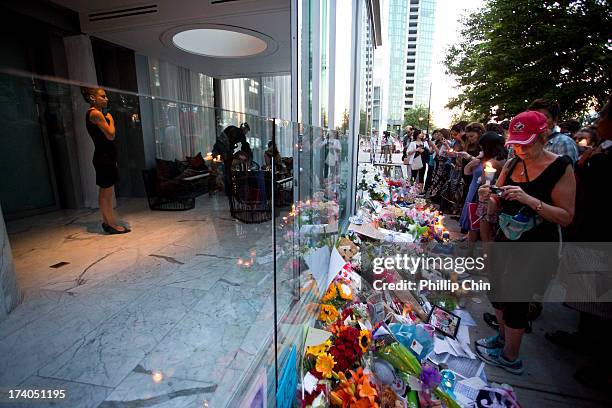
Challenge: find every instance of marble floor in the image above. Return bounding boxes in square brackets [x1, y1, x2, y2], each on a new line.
[0, 195, 295, 407]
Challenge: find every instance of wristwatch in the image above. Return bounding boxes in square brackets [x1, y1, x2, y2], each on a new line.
[535, 200, 543, 212]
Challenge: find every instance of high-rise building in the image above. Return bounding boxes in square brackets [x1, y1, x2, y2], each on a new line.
[404, 0, 436, 110]
[386, 0, 409, 127]
[372, 84, 382, 131]
[360, 7, 375, 134]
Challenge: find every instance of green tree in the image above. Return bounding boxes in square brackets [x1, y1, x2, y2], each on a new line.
[339, 109, 350, 134]
[403, 105, 435, 132]
[444, 0, 611, 120]
[450, 110, 485, 126]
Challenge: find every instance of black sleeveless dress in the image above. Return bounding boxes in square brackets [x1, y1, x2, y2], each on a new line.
[86, 109, 118, 188]
[489, 155, 572, 326]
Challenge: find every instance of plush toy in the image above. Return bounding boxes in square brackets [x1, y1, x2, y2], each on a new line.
[337, 237, 359, 262]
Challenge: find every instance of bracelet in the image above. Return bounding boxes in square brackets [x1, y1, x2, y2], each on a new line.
[535, 200, 544, 212]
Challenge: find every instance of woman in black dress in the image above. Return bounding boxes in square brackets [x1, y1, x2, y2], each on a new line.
[81, 87, 130, 234]
[475, 110, 575, 375]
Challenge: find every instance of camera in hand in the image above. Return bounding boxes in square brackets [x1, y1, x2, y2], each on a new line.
[489, 186, 503, 196]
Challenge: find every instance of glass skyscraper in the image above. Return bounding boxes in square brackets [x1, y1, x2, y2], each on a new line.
[405, 0, 436, 110]
[386, 0, 409, 126]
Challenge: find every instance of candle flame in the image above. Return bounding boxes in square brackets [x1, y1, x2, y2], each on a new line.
[578, 139, 588, 146]
[484, 161, 496, 172]
[152, 371, 164, 383]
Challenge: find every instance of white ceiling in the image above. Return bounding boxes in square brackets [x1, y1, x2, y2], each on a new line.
[51, 0, 291, 78]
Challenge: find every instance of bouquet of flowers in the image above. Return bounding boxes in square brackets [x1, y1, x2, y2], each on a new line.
[358, 164, 389, 203]
[297, 198, 340, 225]
[403, 207, 450, 243]
[303, 326, 376, 407]
[374, 209, 429, 241]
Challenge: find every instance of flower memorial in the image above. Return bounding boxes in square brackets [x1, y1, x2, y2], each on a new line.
[296, 165, 521, 408]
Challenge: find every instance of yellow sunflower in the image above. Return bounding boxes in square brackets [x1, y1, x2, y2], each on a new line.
[358, 330, 372, 353]
[306, 340, 332, 357]
[318, 304, 340, 323]
[315, 353, 336, 378]
[338, 283, 352, 300]
[322, 283, 337, 302]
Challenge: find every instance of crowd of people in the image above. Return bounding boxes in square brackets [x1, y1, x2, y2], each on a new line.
[367, 96, 612, 384]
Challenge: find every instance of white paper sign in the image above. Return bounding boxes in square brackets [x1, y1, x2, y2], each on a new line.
[304, 246, 331, 294]
[303, 372, 319, 394]
[325, 247, 346, 292]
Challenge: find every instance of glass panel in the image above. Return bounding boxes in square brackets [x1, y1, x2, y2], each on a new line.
[0, 71, 281, 408]
[0, 73, 57, 216]
[1, 37, 357, 406]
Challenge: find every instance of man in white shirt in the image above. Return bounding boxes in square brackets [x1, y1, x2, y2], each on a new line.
[369, 130, 378, 163]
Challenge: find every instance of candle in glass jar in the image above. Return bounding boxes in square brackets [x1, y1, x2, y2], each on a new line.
[484, 161, 497, 185]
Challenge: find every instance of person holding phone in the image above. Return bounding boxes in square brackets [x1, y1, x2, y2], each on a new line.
[405, 129, 426, 192]
[475, 110, 575, 375]
[81, 87, 130, 234]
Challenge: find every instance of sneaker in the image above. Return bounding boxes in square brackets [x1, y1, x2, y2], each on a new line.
[483, 312, 500, 330]
[475, 333, 505, 349]
[476, 347, 524, 375]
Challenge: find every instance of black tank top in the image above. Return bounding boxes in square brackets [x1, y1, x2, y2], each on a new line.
[498, 155, 572, 242]
[86, 109, 116, 162]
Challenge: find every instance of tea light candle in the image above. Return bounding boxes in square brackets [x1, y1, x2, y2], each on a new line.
[205, 152, 213, 161]
[484, 161, 497, 185]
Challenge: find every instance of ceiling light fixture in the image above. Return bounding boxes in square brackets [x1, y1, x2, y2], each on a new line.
[171, 28, 268, 58]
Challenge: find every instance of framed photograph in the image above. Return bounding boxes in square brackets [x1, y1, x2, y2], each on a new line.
[427, 305, 461, 339]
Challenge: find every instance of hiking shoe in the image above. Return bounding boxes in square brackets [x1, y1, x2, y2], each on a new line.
[476, 347, 524, 375]
[475, 333, 505, 349]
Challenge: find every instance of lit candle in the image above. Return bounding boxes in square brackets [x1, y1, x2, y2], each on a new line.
[205, 152, 213, 161]
[484, 161, 497, 185]
[151, 371, 164, 383]
[578, 138, 588, 146]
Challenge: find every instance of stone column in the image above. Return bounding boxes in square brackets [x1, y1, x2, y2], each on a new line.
[0, 205, 21, 322]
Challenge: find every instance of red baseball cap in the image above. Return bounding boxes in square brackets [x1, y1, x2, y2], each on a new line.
[506, 111, 548, 145]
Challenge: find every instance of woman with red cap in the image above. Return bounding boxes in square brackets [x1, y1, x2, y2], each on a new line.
[475, 110, 576, 375]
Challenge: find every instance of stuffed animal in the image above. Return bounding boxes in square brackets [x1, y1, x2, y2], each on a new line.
[337, 237, 359, 262]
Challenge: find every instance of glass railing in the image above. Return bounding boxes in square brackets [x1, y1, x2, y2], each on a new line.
[0, 70, 353, 408]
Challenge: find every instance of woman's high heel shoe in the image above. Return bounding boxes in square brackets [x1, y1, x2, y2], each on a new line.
[103, 223, 130, 234]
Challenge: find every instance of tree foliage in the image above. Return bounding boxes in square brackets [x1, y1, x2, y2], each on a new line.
[450, 110, 485, 126]
[403, 105, 436, 132]
[444, 0, 611, 120]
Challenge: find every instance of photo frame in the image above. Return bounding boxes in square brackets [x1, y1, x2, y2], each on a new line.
[427, 304, 461, 339]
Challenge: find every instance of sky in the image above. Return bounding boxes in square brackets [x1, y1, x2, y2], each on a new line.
[330, 0, 485, 129]
[429, 0, 485, 127]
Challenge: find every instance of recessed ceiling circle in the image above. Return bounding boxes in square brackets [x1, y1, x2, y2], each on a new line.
[162, 24, 276, 58]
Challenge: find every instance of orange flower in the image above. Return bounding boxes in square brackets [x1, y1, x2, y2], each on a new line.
[319, 304, 340, 323]
[331, 368, 379, 408]
[358, 330, 372, 353]
[315, 353, 335, 379]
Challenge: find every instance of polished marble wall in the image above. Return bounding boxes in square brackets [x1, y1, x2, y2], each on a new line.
[0, 205, 21, 321]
